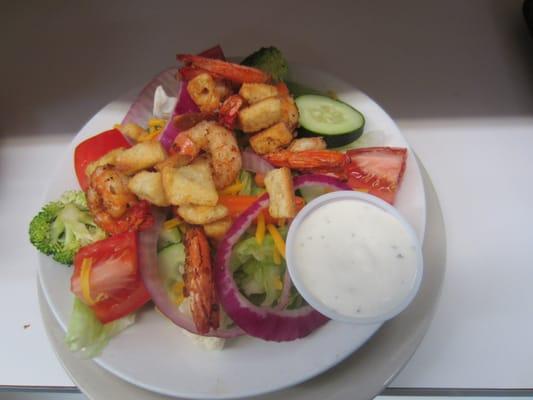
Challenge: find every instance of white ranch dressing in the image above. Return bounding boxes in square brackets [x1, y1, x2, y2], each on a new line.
[291, 199, 418, 319]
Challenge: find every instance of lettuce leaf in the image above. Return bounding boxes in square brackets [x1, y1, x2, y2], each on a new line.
[239, 170, 253, 195]
[230, 228, 287, 307]
[65, 298, 135, 358]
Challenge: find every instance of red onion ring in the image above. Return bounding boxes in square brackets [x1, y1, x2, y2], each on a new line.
[121, 68, 179, 129]
[214, 174, 351, 341]
[242, 148, 274, 174]
[158, 80, 200, 151]
[138, 209, 243, 338]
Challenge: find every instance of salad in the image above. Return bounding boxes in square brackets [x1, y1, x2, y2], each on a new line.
[30, 45, 408, 356]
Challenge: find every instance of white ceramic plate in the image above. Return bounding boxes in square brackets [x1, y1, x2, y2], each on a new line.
[38, 65, 426, 399]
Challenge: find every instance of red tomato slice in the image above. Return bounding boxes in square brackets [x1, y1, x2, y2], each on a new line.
[345, 147, 408, 204]
[71, 232, 151, 323]
[74, 129, 130, 191]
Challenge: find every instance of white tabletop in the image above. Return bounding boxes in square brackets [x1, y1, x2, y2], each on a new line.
[2, 0, 533, 392]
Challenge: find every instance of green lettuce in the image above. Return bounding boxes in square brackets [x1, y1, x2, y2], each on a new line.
[231, 228, 287, 307]
[65, 298, 135, 358]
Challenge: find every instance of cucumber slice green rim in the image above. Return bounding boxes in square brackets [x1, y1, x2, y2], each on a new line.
[295, 94, 365, 147]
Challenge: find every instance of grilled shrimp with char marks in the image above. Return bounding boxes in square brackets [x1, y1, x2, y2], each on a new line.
[178, 121, 242, 189]
[86, 165, 152, 235]
[183, 227, 219, 334]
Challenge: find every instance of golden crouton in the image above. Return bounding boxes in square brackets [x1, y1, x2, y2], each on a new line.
[115, 141, 167, 175]
[187, 73, 220, 113]
[249, 122, 294, 155]
[154, 153, 192, 172]
[177, 204, 229, 225]
[239, 83, 278, 104]
[127, 171, 169, 207]
[264, 167, 296, 218]
[203, 217, 232, 239]
[287, 137, 326, 152]
[238, 97, 281, 133]
[85, 148, 125, 179]
[117, 123, 147, 141]
[280, 96, 299, 131]
[161, 159, 218, 206]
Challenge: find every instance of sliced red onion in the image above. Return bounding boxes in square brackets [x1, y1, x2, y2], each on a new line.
[214, 174, 351, 341]
[158, 81, 200, 150]
[139, 209, 243, 338]
[121, 68, 180, 128]
[120, 68, 199, 151]
[242, 148, 274, 174]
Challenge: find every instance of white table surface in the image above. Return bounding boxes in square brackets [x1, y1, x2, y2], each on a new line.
[2, 0, 533, 393]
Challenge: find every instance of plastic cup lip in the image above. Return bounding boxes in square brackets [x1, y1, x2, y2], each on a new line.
[285, 190, 424, 325]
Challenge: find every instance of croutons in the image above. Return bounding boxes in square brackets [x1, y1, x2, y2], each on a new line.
[161, 159, 218, 206]
[177, 204, 228, 225]
[238, 97, 281, 133]
[249, 122, 293, 155]
[264, 167, 296, 218]
[203, 217, 232, 239]
[239, 83, 278, 104]
[187, 73, 220, 113]
[115, 141, 167, 175]
[287, 137, 327, 152]
[280, 96, 299, 131]
[154, 153, 192, 172]
[117, 123, 147, 141]
[127, 171, 169, 207]
[85, 148, 125, 179]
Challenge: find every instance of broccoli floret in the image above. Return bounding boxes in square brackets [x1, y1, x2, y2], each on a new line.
[59, 190, 88, 210]
[29, 191, 106, 265]
[241, 47, 289, 82]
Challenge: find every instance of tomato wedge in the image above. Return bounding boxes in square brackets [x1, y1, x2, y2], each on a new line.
[344, 147, 407, 204]
[177, 54, 271, 84]
[74, 128, 130, 191]
[71, 232, 151, 323]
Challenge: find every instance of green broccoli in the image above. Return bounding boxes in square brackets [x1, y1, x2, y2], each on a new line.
[29, 191, 106, 265]
[241, 46, 289, 82]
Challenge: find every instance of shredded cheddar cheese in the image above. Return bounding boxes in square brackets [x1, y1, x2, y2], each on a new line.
[148, 118, 167, 127]
[137, 129, 161, 142]
[173, 281, 185, 305]
[80, 257, 95, 306]
[255, 212, 266, 245]
[274, 276, 283, 290]
[163, 218, 181, 230]
[267, 224, 285, 258]
[220, 181, 244, 195]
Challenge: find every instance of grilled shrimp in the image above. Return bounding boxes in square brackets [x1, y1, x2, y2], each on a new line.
[87, 166, 153, 235]
[178, 121, 242, 189]
[264, 150, 348, 170]
[183, 227, 219, 334]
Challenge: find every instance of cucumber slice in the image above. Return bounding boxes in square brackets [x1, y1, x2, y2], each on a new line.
[295, 95, 365, 147]
[157, 226, 181, 251]
[158, 243, 186, 281]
